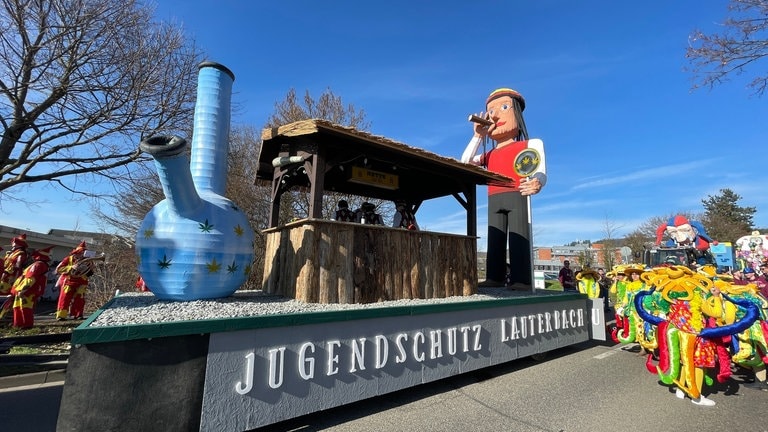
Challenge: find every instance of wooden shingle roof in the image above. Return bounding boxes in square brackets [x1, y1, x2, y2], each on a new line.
[257, 119, 512, 203]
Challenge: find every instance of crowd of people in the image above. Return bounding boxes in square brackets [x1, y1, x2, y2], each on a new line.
[586, 257, 768, 406]
[333, 200, 419, 231]
[0, 234, 99, 329]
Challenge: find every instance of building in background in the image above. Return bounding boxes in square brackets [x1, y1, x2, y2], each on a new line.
[533, 243, 627, 274]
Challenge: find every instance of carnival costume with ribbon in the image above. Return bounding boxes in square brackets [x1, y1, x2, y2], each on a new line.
[55, 241, 96, 320]
[576, 268, 600, 299]
[10, 246, 53, 329]
[0, 234, 29, 295]
[634, 265, 760, 406]
[612, 266, 654, 350]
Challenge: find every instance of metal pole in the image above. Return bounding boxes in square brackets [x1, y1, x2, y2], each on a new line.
[527, 189, 534, 290]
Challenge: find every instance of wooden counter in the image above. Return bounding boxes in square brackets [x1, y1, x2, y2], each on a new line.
[262, 219, 477, 304]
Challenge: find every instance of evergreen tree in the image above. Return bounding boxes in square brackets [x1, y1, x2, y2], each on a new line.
[701, 188, 755, 242]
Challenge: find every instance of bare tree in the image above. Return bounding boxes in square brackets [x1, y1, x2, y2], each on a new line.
[226, 125, 271, 289]
[265, 88, 394, 223]
[94, 161, 164, 235]
[686, 0, 768, 96]
[622, 230, 651, 264]
[266, 88, 371, 131]
[0, 0, 201, 202]
[599, 214, 624, 271]
[85, 233, 138, 312]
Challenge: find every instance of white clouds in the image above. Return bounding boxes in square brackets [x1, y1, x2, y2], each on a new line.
[571, 159, 716, 190]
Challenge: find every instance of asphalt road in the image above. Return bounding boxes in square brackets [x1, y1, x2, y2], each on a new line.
[4, 339, 767, 432]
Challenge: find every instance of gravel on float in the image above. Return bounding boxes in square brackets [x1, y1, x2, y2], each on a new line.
[88, 287, 560, 327]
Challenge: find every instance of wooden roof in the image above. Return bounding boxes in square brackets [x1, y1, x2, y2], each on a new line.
[257, 119, 512, 203]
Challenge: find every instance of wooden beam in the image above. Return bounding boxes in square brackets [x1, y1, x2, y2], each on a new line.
[308, 149, 326, 219]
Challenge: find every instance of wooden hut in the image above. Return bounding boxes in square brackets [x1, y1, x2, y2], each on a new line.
[256, 119, 513, 304]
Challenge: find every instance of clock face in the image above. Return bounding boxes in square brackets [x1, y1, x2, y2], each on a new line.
[513, 148, 541, 177]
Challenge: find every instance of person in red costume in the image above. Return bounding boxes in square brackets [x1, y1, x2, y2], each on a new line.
[135, 275, 150, 292]
[10, 246, 54, 329]
[461, 88, 546, 288]
[1, 233, 30, 296]
[0, 234, 30, 319]
[56, 241, 94, 320]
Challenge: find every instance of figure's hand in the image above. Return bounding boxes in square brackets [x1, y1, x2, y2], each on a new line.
[472, 111, 494, 138]
[519, 177, 542, 196]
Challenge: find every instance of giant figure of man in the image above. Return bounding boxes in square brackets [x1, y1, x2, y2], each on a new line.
[461, 88, 546, 287]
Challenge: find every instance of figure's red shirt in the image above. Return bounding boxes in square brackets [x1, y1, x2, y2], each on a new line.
[482, 140, 527, 195]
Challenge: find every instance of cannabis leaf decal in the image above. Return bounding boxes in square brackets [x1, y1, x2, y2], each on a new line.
[227, 261, 239, 274]
[206, 258, 221, 273]
[158, 254, 172, 269]
[199, 219, 214, 232]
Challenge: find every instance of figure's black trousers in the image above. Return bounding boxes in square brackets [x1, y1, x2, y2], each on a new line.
[486, 191, 531, 285]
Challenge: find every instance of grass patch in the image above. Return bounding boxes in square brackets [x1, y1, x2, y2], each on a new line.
[8, 346, 41, 355]
[544, 280, 563, 291]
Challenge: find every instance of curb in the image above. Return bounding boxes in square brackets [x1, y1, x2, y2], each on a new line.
[0, 369, 66, 390]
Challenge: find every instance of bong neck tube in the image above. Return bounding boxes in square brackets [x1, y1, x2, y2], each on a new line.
[190, 62, 235, 195]
[140, 135, 202, 218]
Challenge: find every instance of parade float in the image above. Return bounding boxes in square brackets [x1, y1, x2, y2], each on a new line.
[735, 230, 768, 271]
[57, 63, 599, 432]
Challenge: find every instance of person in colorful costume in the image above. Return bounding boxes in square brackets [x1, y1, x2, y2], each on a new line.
[461, 88, 546, 287]
[135, 275, 150, 292]
[607, 265, 627, 313]
[710, 268, 768, 390]
[576, 267, 600, 299]
[10, 246, 53, 329]
[55, 241, 93, 320]
[634, 265, 760, 406]
[1, 233, 29, 295]
[0, 234, 30, 319]
[612, 265, 655, 355]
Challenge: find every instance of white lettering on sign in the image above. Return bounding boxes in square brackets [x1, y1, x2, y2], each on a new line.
[413, 331, 425, 362]
[298, 342, 315, 380]
[327, 340, 340, 376]
[499, 308, 584, 341]
[395, 333, 408, 363]
[234, 307, 584, 393]
[350, 338, 366, 373]
[375, 335, 388, 369]
[268, 347, 286, 389]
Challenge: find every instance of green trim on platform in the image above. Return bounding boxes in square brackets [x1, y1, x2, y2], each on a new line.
[72, 292, 586, 345]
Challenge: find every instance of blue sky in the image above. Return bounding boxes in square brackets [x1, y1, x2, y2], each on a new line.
[2, 0, 767, 250]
